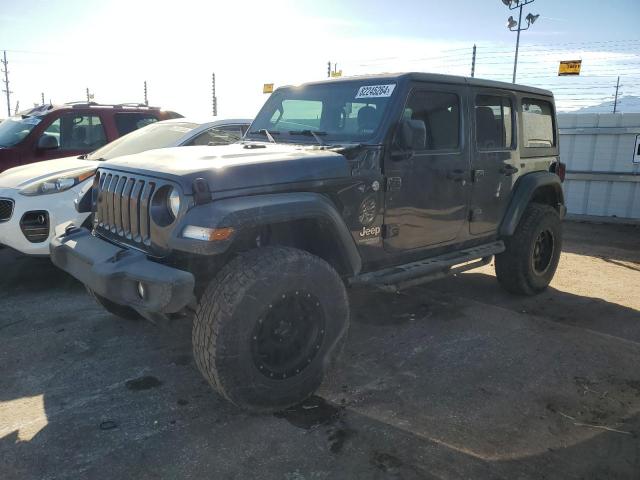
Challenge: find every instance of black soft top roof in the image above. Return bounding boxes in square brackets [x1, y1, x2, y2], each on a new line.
[287, 72, 553, 98]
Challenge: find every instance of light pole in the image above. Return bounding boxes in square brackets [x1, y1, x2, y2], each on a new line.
[501, 0, 540, 83]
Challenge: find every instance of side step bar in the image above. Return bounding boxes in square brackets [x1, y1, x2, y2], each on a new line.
[350, 241, 505, 292]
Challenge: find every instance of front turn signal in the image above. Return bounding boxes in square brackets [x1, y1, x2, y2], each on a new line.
[182, 226, 235, 242]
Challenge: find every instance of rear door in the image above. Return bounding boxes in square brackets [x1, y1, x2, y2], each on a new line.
[383, 83, 471, 251]
[113, 112, 160, 137]
[468, 90, 518, 235]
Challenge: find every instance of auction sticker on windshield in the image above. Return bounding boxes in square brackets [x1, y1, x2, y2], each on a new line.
[356, 84, 396, 99]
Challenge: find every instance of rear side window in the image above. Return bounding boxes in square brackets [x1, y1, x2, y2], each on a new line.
[475, 95, 513, 150]
[402, 91, 460, 150]
[522, 99, 555, 148]
[114, 113, 159, 136]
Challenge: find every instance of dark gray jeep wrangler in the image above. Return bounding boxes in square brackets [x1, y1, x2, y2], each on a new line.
[51, 73, 566, 412]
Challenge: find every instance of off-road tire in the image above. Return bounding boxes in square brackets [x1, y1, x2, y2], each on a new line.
[86, 288, 143, 321]
[192, 246, 349, 412]
[495, 203, 562, 295]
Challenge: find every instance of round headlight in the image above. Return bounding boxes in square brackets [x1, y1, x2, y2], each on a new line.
[168, 188, 181, 218]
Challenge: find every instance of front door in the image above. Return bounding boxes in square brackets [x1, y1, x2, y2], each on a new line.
[468, 90, 518, 235]
[383, 84, 471, 252]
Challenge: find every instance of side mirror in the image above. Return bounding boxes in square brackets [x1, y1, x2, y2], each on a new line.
[37, 134, 59, 150]
[394, 119, 426, 156]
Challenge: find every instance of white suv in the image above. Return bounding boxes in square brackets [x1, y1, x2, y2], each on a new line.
[0, 118, 250, 256]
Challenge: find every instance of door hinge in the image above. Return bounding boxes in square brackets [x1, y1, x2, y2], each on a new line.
[386, 177, 402, 192]
[382, 224, 400, 238]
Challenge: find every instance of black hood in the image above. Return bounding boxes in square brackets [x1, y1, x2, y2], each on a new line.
[99, 143, 351, 194]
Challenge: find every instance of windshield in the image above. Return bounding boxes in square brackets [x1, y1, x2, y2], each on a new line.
[247, 81, 397, 144]
[85, 121, 199, 160]
[0, 116, 42, 147]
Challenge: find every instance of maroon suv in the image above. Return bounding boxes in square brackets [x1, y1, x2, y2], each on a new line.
[0, 102, 182, 172]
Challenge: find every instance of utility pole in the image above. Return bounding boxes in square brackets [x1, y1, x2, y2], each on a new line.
[471, 44, 477, 78]
[144, 81, 148, 105]
[613, 76, 620, 114]
[212, 73, 217, 117]
[2, 51, 11, 117]
[86, 87, 93, 103]
[502, 0, 539, 83]
[512, 4, 523, 83]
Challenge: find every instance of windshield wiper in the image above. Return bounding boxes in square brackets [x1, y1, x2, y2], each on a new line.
[289, 130, 327, 146]
[249, 129, 279, 144]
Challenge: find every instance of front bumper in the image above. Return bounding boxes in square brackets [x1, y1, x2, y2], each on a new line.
[0, 183, 91, 256]
[50, 227, 195, 314]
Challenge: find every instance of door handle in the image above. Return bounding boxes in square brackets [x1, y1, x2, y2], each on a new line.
[500, 165, 519, 176]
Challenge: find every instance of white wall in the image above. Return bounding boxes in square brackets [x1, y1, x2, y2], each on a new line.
[558, 113, 640, 221]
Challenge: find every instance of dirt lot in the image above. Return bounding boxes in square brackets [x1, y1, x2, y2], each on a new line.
[1, 221, 639, 480]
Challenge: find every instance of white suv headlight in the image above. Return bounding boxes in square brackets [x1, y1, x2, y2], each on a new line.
[19, 168, 96, 196]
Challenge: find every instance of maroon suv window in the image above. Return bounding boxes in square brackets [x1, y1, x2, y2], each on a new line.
[114, 113, 159, 136]
[43, 114, 107, 151]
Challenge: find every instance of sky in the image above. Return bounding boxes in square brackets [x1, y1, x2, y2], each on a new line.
[0, 0, 639, 118]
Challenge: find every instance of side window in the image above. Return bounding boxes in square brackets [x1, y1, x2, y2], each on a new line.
[216, 124, 245, 138]
[42, 118, 61, 146]
[522, 99, 555, 148]
[44, 114, 106, 150]
[475, 95, 513, 150]
[186, 128, 241, 146]
[114, 113, 159, 136]
[402, 91, 460, 150]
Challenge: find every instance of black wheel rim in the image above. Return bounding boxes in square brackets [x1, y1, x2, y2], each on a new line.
[251, 290, 325, 380]
[532, 229, 555, 275]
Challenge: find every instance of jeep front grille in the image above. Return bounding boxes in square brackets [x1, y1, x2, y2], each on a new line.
[0, 199, 13, 222]
[95, 172, 155, 246]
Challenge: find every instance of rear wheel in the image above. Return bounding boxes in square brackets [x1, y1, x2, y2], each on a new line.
[86, 288, 142, 321]
[192, 246, 349, 412]
[495, 203, 562, 295]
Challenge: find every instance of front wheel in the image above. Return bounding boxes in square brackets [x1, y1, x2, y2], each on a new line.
[495, 203, 562, 295]
[192, 246, 350, 412]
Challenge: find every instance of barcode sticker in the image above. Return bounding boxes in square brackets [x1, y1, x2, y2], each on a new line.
[356, 84, 396, 99]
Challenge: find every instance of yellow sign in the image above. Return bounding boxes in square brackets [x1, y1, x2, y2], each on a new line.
[263, 83, 274, 94]
[558, 60, 582, 76]
[330, 70, 343, 78]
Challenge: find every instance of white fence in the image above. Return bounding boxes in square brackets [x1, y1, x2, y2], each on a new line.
[558, 113, 640, 222]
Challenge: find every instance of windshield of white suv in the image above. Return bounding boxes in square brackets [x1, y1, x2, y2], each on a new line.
[85, 121, 199, 160]
[247, 81, 397, 145]
[0, 116, 43, 147]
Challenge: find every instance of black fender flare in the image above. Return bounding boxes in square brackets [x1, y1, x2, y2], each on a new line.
[169, 192, 362, 275]
[499, 172, 565, 237]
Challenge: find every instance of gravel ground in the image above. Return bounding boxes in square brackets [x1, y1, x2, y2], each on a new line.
[0, 220, 639, 480]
